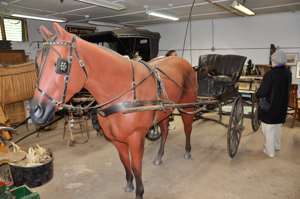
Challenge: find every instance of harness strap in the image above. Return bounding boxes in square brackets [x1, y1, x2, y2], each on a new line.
[130, 61, 137, 100]
[139, 60, 165, 99]
[155, 67, 183, 88]
[73, 45, 88, 78]
[96, 100, 173, 117]
[36, 87, 57, 104]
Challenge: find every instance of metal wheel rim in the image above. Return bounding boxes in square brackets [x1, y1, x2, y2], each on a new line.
[227, 96, 244, 158]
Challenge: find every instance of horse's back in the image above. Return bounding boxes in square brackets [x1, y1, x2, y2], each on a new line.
[150, 56, 197, 94]
[149, 56, 192, 72]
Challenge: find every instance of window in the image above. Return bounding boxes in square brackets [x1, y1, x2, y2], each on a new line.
[0, 17, 28, 42]
[0, 25, 2, 40]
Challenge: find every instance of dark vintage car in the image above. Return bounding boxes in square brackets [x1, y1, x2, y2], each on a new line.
[81, 28, 161, 61]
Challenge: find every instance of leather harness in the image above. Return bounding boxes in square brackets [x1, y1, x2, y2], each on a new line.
[36, 35, 184, 117]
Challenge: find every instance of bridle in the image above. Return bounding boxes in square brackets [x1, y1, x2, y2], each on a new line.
[36, 35, 88, 108]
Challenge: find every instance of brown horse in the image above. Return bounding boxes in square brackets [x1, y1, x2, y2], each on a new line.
[30, 23, 197, 199]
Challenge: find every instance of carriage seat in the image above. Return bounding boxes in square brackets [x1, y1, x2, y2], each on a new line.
[197, 54, 247, 97]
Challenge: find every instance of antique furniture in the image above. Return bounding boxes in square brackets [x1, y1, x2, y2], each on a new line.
[287, 84, 299, 128]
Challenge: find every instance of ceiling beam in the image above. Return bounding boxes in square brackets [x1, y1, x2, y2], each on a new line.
[253, 2, 300, 11]
[9, 0, 25, 4]
[9, 4, 55, 14]
[47, 5, 96, 17]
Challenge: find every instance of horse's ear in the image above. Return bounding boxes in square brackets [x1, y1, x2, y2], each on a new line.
[52, 22, 66, 36]
[39, 25, 53, 41]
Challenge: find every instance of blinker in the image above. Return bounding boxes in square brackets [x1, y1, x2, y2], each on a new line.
[55, 58, 70, 75]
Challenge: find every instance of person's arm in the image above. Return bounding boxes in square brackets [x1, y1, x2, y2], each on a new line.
[256, 72, 272, 98]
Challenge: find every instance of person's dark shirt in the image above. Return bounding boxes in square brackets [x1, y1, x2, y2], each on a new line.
[256, 65, 292, 124]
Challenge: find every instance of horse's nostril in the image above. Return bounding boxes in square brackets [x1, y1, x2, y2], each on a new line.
[33, 104, 44, 118]
[34, 104, 39, 111]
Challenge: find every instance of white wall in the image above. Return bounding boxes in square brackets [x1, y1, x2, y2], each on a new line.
[10, 20, 115, 60]
[11, 19, 58, 59]
[146, 11, 300, 66]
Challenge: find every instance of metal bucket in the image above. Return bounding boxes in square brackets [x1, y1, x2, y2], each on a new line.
[9, 156, 53, 188]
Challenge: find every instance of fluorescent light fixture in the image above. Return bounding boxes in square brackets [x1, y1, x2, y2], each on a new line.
[11, 13, 66, 22]
[147, 11, 179, 21]
[76, 0, 126, 11]
[231, 0, 255, 16]
[88, 20, 124, 28]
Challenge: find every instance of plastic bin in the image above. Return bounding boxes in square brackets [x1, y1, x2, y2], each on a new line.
[9, 185, 40, 199]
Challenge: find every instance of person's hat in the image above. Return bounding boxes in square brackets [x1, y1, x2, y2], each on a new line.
[271, 50, 287, 66]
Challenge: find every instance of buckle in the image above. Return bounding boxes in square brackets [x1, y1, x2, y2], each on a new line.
[79, 59, 85, 68]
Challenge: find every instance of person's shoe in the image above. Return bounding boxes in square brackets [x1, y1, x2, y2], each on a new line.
[263, 149, 275, 158]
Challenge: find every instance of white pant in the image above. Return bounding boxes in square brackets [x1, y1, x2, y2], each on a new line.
[261, 122, 282, 157]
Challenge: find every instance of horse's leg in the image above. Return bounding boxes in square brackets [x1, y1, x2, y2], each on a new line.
[112, 141, 134, 192]
[153, 118, 169, 165]
[181, 113, 194, 160]
[128, 132, 145, 199]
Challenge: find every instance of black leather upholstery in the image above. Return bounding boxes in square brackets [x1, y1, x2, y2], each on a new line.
[197, 54, 247, 97]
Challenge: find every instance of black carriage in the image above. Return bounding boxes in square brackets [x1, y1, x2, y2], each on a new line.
[148, 54, 254, 158]
[82, 28, 160, 61]
[194, 54, 247, 158]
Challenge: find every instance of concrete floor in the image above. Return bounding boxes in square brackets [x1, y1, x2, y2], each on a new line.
[18, 114, 300, 199]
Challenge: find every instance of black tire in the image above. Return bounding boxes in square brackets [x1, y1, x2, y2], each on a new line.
[227, 96, 244, 158]
[146, 124, 161, 141]
[251, 100, 261, 132]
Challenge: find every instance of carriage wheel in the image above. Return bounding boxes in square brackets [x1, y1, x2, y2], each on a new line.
[227, 96, 244, 158]
[146, 124, 161, 141]
[251, 100, 261, 132]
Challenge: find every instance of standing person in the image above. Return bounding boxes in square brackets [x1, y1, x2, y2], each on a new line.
[256, 50, 291, 158]
[165, 50, 178, 57]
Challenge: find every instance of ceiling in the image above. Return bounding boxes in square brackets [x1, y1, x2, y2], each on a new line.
[1, 0, 300, 26]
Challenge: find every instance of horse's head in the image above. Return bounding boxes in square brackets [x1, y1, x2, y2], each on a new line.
[30, 23, 87, 124]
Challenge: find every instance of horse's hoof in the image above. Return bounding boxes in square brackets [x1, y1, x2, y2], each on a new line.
[153, 158, 162, 166]
[135, 196, 143, 199]
[184, 152, 192, 160]
[124, 183, 134, 192]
